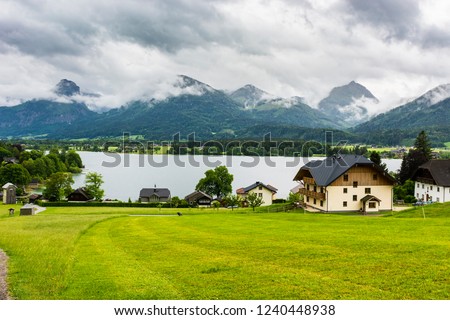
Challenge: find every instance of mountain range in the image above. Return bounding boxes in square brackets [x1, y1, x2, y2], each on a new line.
[0, 76, 449, 144]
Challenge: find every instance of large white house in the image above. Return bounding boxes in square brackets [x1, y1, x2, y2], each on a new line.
[293, 155, 396, 213]
[412, 160, 450, 203]
[236, 181, 278, 206]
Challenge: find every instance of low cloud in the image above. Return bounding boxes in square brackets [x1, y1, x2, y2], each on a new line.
[0, 0, 449, 115]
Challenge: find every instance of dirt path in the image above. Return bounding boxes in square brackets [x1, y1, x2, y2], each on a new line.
[0, 249, 11, 300]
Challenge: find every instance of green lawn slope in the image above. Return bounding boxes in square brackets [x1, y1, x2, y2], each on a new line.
[0, 204, 448, 299]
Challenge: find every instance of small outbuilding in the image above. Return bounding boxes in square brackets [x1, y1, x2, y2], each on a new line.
[2, 183, 17, 204]
[20, 204, 37, 216]
[67, 188, 93, 202]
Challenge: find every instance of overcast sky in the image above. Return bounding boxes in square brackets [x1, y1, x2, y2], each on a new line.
[1, 0, 450, 113]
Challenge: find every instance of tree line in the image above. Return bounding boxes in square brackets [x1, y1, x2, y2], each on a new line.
[0, 142, 84, 195]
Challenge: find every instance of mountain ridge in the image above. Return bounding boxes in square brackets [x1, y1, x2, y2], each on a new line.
[0, 77, 449, 144]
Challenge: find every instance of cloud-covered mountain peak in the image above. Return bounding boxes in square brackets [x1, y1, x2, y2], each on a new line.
[317, 81, 379, 127]
[230, 84, 276, 108]
[417, 83, 450, 106]
[54, 79, 81, 97]
[174, 75, 215, 95]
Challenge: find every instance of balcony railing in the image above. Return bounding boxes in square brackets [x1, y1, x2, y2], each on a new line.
[299, 188, 326, 200]
[303, 177, 315, 185]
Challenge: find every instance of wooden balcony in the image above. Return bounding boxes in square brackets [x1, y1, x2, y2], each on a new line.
[303, 177, 315, 185]
[299, 188, 326, 200]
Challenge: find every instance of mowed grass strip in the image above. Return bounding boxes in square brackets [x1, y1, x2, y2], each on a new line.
[0, 204, 449, 299]
[61, 212, 450, 299]
[0, 206, 176, 299]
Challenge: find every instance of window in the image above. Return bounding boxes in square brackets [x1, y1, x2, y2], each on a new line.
[430, 186, 433, 191]
[343, 201, 347, 207]
[437, 197, 440, 202]
[437, 187, 440, 192]
[353, 195, 357, 201]
[365, 188, 371, 194]
[307, 185, 310, 191]
[416, 193, 419, 198]
[369, 202, 376, 209]
[313, 199, 317, 205]
[422, 184, 424, 189]
[373, 174, 378, 180]
[417, 183, 419, 188]
[258, 186, 262, 190]
[353, 181, 358, 188]
[320, 200, 323, 207]
[320, 187, 324, 193]
[258, 193, 263, 198]
[343, 188, 348, 194]
[306, 196, 310, 202]
[343, 174, 349, 181]
[313, 186, 317, 192]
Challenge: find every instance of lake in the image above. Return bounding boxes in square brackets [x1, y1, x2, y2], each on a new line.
[73, 152, 402, 201]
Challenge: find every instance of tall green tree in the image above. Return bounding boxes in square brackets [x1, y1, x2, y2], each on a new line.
[43, 172, 74, 201]
[84, 172, 104, 201]
[414, 130, 432, 159]
[196, 166, 233, 199]
[246, 192, 264, 211]
[65, 150, 83, 172]
[369, 151, 387, 172]
[0, 164, 31, 187]
[398, 131, 432, 184]
[0, 147, 12, 162]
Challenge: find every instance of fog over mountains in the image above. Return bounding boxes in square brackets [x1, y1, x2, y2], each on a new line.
[0, 75, 449, 144]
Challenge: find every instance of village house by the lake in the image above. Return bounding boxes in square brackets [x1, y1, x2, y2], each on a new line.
[139, 187, 171, 203]
[184, 190, 212, 207]
[412, 159, 450, 203]
[236, 181, 278, 206]
[293, 155, 396, 213]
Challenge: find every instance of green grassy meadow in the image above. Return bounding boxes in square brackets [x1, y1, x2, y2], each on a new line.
[0, 204, 449, 300]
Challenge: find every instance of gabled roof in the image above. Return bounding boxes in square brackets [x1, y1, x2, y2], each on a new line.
[238, 181, 278, 194]
[69, 188, 93, 200]
[290, 182, 304, 194]
[361, 195, 381, 203]
[139, 188, 171, 198]
[185, 190, 212, 201]
[293, 154, 396, 186]
[412, 159, 450, 187]
[2, 183, 17, 189]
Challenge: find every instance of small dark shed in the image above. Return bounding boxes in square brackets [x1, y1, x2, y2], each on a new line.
[67, 188, 93, 202]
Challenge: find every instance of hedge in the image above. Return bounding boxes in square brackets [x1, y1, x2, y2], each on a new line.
[35, 200, 192, 208]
